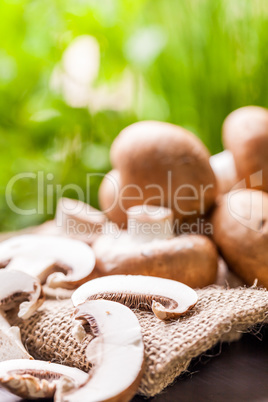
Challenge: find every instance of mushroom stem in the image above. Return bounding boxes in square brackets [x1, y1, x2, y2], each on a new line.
[72, 275, 198, 320]
[55, 198, 107, 244]
[209, 150, 238, 194]
[127, 205, 174, 241]
[57, 299, 144, 402]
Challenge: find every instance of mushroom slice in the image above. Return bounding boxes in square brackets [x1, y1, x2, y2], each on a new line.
[0, 312, 33, 361]
[72, 275, 198, 320]
[0, 359, 88, 399]
[0, 270, 44, 319]
[0, 234, 96, 289]
[57, 299, 144, 402]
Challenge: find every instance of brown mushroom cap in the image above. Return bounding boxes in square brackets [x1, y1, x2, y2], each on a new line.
[110, 121, 217, 223]
[93, 234, 218, 288]
[98, 169, 127, 228]
[223, 106, 268, 191]
[212, 189, 268, 288]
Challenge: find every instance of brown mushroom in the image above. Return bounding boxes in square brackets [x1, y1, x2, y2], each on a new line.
[93, 234, 217, 287]
[72, 275, 198, 320]
[223, 106, 268, 192]
[212, 189, 268, 288]
[0, 359, 88, 399]
[107, 121, 217, 224]
[0, 234, 96, 289]
[98, 169, 128, 228]
[57, 299, 144, 402]
[93, 205, 218, 288]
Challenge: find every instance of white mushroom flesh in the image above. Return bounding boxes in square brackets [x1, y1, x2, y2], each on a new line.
[55, 198, 107, 241]
[127, 205, 174, 242]
[0, 359, 88, 399]
[0, 235, 96, 289]
[210, 150, 239, 194]
[57, 299, 144, 402]
[72, 275, 198, 320]
[0, 270, 44, 319]
[0, 312, 33, 361]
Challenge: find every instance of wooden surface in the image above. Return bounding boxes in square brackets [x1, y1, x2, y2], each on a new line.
[1, 325, 267, 402]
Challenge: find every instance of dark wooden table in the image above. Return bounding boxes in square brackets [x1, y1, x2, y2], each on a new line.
[1, 326, 267, 402]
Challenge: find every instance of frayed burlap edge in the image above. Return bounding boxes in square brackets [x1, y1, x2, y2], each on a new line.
[11, 285, 268, 397]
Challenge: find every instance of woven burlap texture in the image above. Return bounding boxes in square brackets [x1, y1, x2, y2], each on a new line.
[12, 286, 268, 397]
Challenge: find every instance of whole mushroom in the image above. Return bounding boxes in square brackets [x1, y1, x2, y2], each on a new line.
[100, 121, 217, 226]
[222, 106, 268, 192]
[93, 205, 218, 288]
[212, 189, 268, 288]
[98, 169, 127, 228]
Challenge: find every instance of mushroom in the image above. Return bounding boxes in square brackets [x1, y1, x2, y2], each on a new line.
[92, 205, 218, 288]
[212, 189, 268, 288]
[0, 359, 88, 399]
[55, 197, 108, 245]
[57, 299, 144, 402]
[127, 204, 174, 241]
[223, 106, 268, 192]
[72, 275, 198, 320]
[0, 234, 96, 289]
[209, 150, 239, 194]
[98, 169, 127, 228]
[0, 312, 33, 361]
[101, 121, 217, 225]
[0, 270, 44, 319]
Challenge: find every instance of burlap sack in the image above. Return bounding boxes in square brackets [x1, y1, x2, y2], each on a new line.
[11, 285, 267, 397]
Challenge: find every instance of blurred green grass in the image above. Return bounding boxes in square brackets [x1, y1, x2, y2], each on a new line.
[0, 0, 268, 231]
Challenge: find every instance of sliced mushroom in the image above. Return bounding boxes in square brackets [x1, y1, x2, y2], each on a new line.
[0, 312, 33, 361]
[57, 299, 144, 402]
[0, 234, 96, 289]
[72, 275, 198, 320]
[0, 270, 44, 319]
[0, 359, 88, 399]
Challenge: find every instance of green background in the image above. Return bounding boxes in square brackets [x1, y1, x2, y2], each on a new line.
[1, 0, 268, 231]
